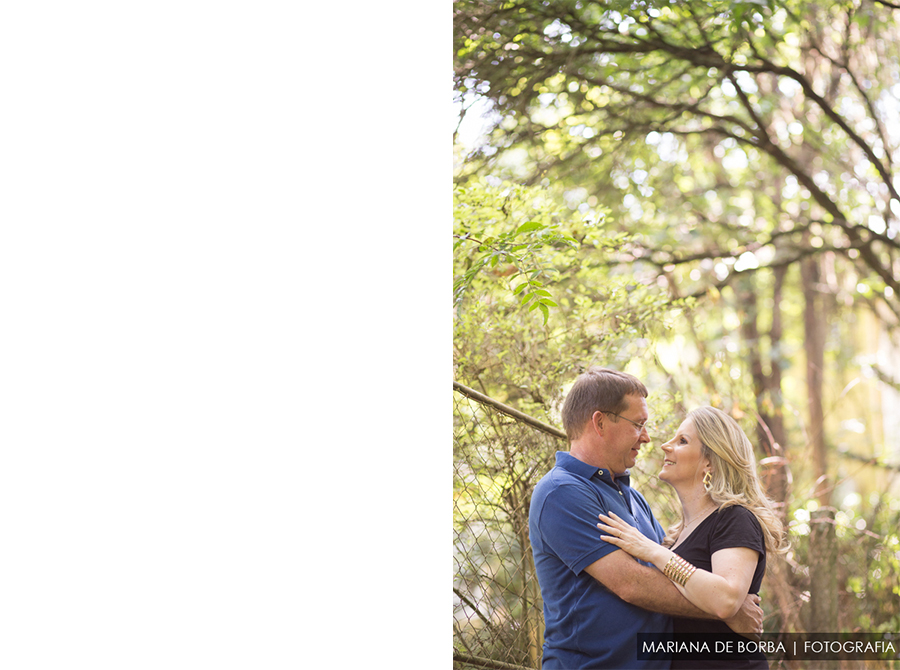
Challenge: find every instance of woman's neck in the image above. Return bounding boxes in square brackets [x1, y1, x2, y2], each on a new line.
[675, 485, 716, 525]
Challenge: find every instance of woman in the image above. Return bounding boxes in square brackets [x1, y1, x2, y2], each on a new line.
[597, 406, 787, 669]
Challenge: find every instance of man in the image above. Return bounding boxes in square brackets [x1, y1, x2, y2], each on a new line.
[529, 367, 762, 669]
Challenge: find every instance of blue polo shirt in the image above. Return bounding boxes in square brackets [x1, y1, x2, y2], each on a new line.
[529, 451, 672, 669]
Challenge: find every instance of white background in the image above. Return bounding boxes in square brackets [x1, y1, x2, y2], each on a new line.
[0, 2, 446, 668]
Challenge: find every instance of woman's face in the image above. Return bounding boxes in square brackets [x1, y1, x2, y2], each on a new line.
[659, 418, 710, 488]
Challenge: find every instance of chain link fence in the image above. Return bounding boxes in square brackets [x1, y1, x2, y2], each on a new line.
[453, 382, 563, 670]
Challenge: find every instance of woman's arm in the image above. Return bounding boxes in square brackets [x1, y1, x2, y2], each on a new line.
[598, 512, 758, 619]
[584, 544, 763, 638]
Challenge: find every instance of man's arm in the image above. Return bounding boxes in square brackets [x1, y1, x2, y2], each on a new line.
[583, 550, 763, 637]
[584, 550, 709, 618]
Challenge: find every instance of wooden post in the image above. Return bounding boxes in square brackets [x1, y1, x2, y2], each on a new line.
[807, 508, 838, 631]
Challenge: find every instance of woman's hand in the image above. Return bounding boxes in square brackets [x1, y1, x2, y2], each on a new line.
[597, 512, 665, 564]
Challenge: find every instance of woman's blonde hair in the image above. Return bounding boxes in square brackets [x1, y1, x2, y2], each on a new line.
[663, 406, 788, 554]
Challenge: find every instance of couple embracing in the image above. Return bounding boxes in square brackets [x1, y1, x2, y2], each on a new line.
[529, 367, 787, 669]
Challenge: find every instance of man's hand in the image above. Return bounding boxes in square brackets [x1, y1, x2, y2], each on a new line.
[723, 593, 763, 641]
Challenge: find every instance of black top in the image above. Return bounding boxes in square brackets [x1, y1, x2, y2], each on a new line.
[671, 505, 767, 669]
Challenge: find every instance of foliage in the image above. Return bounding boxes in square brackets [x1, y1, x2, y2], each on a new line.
[785, 488, 900, 631]
[453, 178, 582, 324]
[453, 176, 680, 419]
[455, 0, 900, 320]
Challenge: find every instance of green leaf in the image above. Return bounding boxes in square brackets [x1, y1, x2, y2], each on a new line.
[516, 221, 545, 234]
[538, 303, 549, 324]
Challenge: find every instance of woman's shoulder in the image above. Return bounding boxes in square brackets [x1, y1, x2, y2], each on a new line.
[713, 504, 764, 533]
[718, 503, 754, 518]
[709, 504, 766, 553]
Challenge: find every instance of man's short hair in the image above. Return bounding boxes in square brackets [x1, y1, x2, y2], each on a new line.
[561, 367, 648, 441]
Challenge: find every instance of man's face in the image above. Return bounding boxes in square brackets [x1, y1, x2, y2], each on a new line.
[602, 394, 651, 474]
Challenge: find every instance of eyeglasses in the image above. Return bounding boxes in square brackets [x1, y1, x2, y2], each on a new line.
[602, 411, 652, 432]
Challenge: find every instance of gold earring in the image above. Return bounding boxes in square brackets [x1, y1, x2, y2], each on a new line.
[703, 471, 712, 489]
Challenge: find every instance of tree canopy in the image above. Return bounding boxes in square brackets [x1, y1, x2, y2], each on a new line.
[455, 0, 900, 309]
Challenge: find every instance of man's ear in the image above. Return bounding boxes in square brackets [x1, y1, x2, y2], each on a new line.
[590, 410, 604, 435]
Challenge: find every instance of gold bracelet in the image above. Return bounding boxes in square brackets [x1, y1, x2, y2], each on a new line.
[673, 556, 696, 586]
[663, 555, 697, 587]
[664, 556, 686, 586]
[669, 556, 696, 586]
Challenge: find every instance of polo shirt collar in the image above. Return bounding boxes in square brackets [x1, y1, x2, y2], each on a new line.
[555, 451, 631, 486]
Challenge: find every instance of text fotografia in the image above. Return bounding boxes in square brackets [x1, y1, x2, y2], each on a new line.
[637, 633, 899, 662]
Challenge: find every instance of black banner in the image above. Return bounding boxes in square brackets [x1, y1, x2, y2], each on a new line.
[637, 632, 900, 662]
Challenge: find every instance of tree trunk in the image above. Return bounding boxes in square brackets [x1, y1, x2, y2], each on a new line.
[763, 265, 790, 510]
[801, 253, 829, 506]
[737, 273, 790, 513]
[802, 255, 839, 633]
